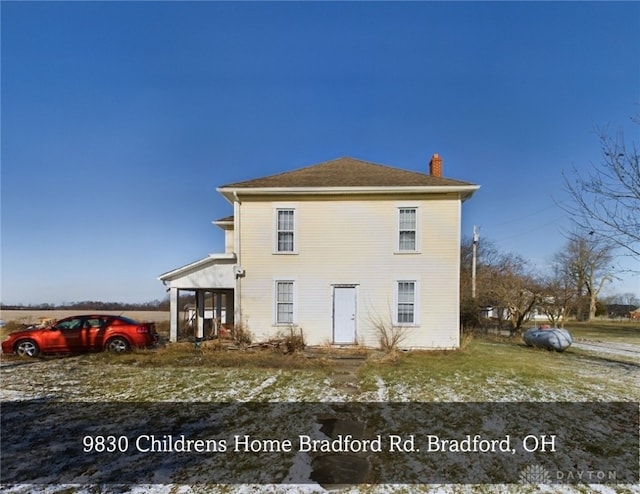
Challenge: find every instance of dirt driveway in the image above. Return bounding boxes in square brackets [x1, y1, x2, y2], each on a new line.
[572, 339, 640, 359]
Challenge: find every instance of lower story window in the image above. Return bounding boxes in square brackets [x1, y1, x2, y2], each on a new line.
[276, 281, 294, 324]
[396, 281, 416, 324]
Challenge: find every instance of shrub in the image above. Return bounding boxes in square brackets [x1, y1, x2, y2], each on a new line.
[154, 320, 170, 340]
[232, 321, 253, 347]
[460, 331, 474, 350]
[280, 325, 305, 353]
[368, 309, 410, 352]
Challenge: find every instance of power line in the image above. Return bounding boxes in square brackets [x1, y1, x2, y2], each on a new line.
[490, 199, 569, 229]
[493, 215, 567, 243]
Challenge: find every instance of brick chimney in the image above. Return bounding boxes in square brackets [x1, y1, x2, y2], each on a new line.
[429, 153, 442, 177]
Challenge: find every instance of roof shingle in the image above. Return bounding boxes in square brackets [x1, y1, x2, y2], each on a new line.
[219, 157, 476, 189]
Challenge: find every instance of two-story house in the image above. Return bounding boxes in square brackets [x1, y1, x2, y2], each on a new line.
[159, 155, 479, 349]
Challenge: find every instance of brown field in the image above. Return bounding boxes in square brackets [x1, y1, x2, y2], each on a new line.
[0, 309, 170, 325]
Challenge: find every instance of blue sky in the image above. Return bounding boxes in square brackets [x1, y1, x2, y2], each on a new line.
[2, 1, 639, 305]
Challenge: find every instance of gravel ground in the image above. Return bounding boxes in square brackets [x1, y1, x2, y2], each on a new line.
[571, 339, 640, 359]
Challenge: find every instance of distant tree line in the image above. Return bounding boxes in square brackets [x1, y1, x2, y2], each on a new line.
[0, 299, 171, 312]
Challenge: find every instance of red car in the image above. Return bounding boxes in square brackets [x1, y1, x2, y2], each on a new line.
[1, 315, 158, 357]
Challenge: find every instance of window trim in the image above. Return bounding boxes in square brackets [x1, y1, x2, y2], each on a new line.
[273, 204, 298, 254]
[274, 279, 297, 325]
[394, 280, 419, 326]
[396, 206, 420, 253]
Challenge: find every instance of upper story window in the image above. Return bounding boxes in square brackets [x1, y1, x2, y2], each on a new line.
[276, 209, 295, 253]
[398, 207, 417, 252]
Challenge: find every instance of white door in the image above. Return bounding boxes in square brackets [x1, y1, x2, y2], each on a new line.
[333, 286, 357, 344]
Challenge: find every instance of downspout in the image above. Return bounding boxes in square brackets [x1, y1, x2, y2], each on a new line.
[233, 191, 242, 326]
[456, 194, 463, 346]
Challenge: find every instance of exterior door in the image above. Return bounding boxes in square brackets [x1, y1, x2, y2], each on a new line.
[333, 286, 357, 344]
[47, 317, 84, 351]
[80, 316, 109, 349]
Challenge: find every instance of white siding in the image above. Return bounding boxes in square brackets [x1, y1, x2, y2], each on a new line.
[237, 194, 462, 349]
[224, 229, 234, 254]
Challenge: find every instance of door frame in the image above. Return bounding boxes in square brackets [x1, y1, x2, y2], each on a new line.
[332, 284, 358, 344]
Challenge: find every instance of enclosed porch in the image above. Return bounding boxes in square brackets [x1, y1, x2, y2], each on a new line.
[158, 253, 237, 342]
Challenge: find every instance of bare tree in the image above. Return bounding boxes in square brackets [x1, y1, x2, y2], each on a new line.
[553, 233, 616, 321]
[460, 236, 540, 334]
[460, 236, 506, 330]
[491, 257, 540, 335]
[621, 292, 640, 308]
[562, 117, 640, 258]
[538, 268, 576, 327]
[366, 302, 411, 352]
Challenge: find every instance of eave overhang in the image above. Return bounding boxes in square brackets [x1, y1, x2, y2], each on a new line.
[213, 218, 234, 229]
[217, 185, 480, 203]
[158, 253, 236, 283]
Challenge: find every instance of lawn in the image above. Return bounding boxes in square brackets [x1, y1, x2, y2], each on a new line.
[1, 324, 638, 493]
[360, 336, 639, 402]
[565, 320, 640, 345]
[1, 333, 637, 402]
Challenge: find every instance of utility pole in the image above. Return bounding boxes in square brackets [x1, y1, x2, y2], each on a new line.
[472, 225, 479, 299]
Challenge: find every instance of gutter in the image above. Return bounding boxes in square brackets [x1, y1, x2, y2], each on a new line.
[218, 185, 480, 202]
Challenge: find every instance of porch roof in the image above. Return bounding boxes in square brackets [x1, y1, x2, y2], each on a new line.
[158, 253, 236, 290]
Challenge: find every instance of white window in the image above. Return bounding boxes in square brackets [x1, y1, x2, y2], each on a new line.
[398, 207, 417, 252]
[275, 281, 295, 324]
[396, 281, 417, 324]
[276, 209, 295, 253]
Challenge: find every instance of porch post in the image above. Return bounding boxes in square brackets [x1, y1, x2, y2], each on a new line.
[196, 290, 205, 341]
[226, 289, 235, 326]
[169, 287, 179, 342]
[215, 293, 223, 322]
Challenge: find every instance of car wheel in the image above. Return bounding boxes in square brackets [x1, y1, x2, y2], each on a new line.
[106, 337, 130, 353]
[15, 339, 39, 357]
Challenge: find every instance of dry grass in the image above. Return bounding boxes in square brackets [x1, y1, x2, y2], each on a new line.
[85, 341, 331, 370]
